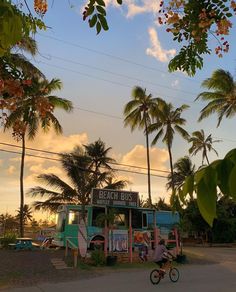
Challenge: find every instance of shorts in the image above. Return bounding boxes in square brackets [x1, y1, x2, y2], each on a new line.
[155, 258, 168, 267]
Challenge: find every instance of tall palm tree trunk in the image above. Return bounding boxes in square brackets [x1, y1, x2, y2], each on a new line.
[204, 147, 210, 165]
[167, 142, 174, 194]
[20, 133, 25, 237]
[144, 118, 152, 207]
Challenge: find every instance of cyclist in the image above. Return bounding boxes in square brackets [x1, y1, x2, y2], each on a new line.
[153, 239, 173, 274]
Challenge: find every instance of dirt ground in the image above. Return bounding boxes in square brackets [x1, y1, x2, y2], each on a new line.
[0, 246, 223, 290]
[0, 249, 99, 289]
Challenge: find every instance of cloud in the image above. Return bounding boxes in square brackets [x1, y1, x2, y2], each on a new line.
[25, 164, 64, 185]
[7, 165, 16, 175]
[146, 27, 176, 63]
[1, 131, 89, 164]
[171, 79, 179, 87]
[121, 144, 169, 170]
[104, 0, 161, 18]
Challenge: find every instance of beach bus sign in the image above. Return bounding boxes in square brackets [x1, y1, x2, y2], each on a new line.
[91, 188, 139, 208]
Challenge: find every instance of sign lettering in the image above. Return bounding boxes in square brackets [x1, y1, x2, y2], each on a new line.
[91, 188, 139, 208]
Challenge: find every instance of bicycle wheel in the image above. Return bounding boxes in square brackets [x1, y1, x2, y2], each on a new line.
[169, 267, 179, 282]
[150, 269, 161, 285]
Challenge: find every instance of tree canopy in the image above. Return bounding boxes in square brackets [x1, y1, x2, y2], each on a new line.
[1, 1, 235, 76]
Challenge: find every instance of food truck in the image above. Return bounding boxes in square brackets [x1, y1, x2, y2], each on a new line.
[53, 188, 180, 251]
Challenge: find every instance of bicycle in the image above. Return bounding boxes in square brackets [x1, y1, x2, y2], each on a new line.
[150, 258, 180, 285]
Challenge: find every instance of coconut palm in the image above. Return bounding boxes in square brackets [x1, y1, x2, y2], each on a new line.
[166, 156, 195, 193]
[148, 98, 189, 193]
[28, 143, 128, 217]
[84, 138, 116, 183]
[124, 86, 158, 206]
[4, 78, 73, 237]
[188, 130, 221, 165]
[15, 204, 33, 226]
[196, 69, 236, 127]
[0, 37, 44, 83]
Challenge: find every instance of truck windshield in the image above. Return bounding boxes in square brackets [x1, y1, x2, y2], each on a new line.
[56, 212, 66, 232]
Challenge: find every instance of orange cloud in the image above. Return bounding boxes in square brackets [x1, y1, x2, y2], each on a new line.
[121, 144, 169, 170]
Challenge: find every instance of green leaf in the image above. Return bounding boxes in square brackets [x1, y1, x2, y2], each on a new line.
[225, 148, 236, 164]
[229, 165, 236, 199]
[96, 5, 106, 15]
[215, 158, 234, 195]
[117, 0, 123, 4]
[98, 14, 109, 31]
[96, 21, 101, 34]
[196, 179, 217, 227]
[203, 166, 217, 191]
[89, 14, 97, 28]
[96, 0, 106, 7]
[195, 167, 206, 184]
[182, 174, 194, 198]
[178, 189, 186, 205]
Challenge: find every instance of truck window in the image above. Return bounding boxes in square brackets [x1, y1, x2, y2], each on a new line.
[142, 213, 147, 228]
[131, 210, 142, 229]
[92, 207, 105, 226]
[68, 210, 88, 225]
[56, 212, 66, 232]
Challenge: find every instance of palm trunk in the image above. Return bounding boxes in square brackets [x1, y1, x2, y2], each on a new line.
[144, 118, 152, 207]
[20, 134, 25, 237]
[167, 142, 174, 195]
[205, 153, 210, 165]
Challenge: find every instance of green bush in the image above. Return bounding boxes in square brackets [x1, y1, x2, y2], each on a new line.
[212, 219, 235, 243]
[90, 248, 106, 266]
[0, 233, 17, 248]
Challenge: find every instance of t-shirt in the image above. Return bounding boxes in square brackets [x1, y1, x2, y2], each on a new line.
[153, 244, 168, 262]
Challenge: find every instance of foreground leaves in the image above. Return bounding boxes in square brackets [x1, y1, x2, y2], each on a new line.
[182, 148, 236, 226]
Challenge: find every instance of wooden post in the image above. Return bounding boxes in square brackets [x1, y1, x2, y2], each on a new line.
[174, 227, 179, 255]
[129, 208, 132, 263]
[74, 249, 78, 268]
[104, 206, 108, 258]
[153, 210, 158, 248]
[65, 239, 68, 257]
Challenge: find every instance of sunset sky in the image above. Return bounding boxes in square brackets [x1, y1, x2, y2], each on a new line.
[1, 0, 236, 219]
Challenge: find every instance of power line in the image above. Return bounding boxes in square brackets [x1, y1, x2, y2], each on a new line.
[0, 148, 168, 178]
[0, 141, 170, 174]
[39, 61, 202, 106]
[42, 54, 199, 97]
[38, 33, 201, 85]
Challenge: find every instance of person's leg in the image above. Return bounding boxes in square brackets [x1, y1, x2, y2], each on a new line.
[160, 259, 168, 272]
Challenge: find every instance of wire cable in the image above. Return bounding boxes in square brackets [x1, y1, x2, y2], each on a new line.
[0, 148, 168, 178]
[0, 141, 170, 174]
[38, 33, 201, 85]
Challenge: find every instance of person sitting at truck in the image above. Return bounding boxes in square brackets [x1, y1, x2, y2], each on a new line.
[153, 239, 173, 273]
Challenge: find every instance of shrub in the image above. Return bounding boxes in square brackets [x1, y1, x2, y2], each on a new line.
[90, 248, 106, 266]
[0, 233, 17, 248]
[212, 219, 235, 243]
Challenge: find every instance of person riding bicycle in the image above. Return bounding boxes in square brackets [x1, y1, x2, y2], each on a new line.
[153, 239, 173, 273]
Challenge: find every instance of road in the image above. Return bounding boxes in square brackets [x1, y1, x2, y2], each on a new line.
[3, 247, 236, 292]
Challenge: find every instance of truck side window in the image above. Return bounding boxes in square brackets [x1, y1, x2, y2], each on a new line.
[142, 213, 147, 228]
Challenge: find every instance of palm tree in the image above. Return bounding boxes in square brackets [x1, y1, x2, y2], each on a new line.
[15, 204, 33, 226]
[166, 156, 195, 194]
[0, 213, 18, 235]
[196, 69, 236, 127]
[28, 144, 128, 217]
[154, 198, 171, 211]
[4, 78, 73, 237]
[84, 138, 116, 183]
[188, 130, 221, 165]
[123, 86, 158, 206]
[148, 98, 189, 194]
